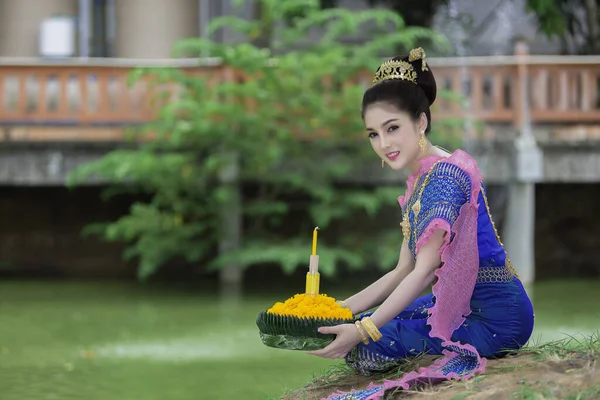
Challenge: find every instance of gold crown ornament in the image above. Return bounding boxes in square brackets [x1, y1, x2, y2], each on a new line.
[372, 47, 429, 85]
[408, 47, 429, 71]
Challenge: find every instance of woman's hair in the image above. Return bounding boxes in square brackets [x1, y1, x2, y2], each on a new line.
[361, 48, 437, 134]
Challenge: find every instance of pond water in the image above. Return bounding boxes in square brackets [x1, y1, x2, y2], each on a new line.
[0, 280, 598, 400]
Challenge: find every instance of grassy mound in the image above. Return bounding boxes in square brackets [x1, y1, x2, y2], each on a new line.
[279, 333, 600, 399]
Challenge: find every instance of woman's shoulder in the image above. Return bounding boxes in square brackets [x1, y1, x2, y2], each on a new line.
[432, 149, 479, 175]
[425, 149, 483, 202]
[398, 149, 483, 208]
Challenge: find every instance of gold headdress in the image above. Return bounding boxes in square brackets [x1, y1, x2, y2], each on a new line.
[372, 47, 429, 85]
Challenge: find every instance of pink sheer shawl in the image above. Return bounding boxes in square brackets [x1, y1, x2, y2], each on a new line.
[323, 150, 486, 400]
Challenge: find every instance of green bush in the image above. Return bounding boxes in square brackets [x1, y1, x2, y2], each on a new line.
[68, 0, 453, 280]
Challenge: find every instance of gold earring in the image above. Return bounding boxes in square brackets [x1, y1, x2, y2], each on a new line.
[381, 159, 385, 168]
[418, 133, 427, 155]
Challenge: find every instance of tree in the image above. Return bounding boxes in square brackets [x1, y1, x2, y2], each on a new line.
[525, 0, 600, 54]
[320, 0, 449, 28]
[365, 0, 449, 28]
[68, 0, 451, 284]
[316, 0, 451, 54]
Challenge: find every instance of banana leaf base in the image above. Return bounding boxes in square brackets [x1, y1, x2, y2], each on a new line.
[259, 332, 334, 351]
[256, 311, 354, 351]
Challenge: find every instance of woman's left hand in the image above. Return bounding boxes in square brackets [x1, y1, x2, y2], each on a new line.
[307, 324, 362, 359]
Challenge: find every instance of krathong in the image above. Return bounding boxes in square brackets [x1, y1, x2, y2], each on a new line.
[256, 227, 355, 350]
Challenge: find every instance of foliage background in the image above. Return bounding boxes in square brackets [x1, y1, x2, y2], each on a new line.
[68, 0, 461, 281]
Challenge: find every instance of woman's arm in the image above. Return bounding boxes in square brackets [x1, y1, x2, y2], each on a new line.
[368, 229, 445, 328]
[342, 238, 415, 315]
[307, 230, 446, 359]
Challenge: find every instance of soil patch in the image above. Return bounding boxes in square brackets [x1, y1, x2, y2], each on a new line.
[282, 351, 600, 399]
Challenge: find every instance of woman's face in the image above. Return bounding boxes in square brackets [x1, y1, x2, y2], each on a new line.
[364, 102, 427, 172]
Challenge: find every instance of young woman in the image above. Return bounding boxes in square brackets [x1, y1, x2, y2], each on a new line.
[307, 48, 535, 400]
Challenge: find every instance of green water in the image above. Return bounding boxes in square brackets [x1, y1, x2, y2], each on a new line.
[0, 280, 599, 400]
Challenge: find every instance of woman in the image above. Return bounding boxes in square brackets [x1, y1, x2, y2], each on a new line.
[307, 48, 535, 400]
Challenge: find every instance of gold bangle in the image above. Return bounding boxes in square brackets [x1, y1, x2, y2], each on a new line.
[360, 317, 383, 342]
[354, 321, 370, 345]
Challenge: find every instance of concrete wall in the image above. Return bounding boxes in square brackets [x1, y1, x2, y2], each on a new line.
[113, 0, 199, 58]
[535, 183, 600, 280]
[0, 180, 597, 281]
[0, 0, 78, 57]
[0, 0, 200, 59]
[0, 185, 136, 278]
[2, 139, 599, 186]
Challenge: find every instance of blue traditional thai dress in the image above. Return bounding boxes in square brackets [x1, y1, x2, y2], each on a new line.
[324, 150, 535, 400]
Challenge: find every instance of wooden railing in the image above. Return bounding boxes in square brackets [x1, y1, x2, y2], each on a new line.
[428, 55, 600, 126]
[0, 59, 217, 127]
[1, 54, 600, 134]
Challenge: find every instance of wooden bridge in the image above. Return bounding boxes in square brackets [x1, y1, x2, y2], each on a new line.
[1, 50, 599, 286]
[1, 51, 600, 143]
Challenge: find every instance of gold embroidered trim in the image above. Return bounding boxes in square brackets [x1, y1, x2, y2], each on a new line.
[480, 186, 520, 279]
[400, 160, 443, 240]
[476, 265, 516, 283]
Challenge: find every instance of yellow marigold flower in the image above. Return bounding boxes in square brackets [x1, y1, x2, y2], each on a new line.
[266, 293, 352, 320]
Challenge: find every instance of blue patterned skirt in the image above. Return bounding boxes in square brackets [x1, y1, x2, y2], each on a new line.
[345, 277, 535, 375]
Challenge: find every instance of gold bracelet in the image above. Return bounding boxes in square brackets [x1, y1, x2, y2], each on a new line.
[354, 321, 370, 345]
[360, 317, 383, 342]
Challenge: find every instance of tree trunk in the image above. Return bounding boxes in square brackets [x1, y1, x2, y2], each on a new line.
[218, 152, 243, 301]
[584, 0, 598, 53]
[251, 0, 273, 49]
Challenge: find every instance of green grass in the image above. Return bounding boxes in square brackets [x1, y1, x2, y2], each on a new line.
[512, 381, 553, 400]
[511, 382, 600, 400]
[563, 384, 600, 400]
[284, 331, 600, 399]
[522, 330, 600, 360]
